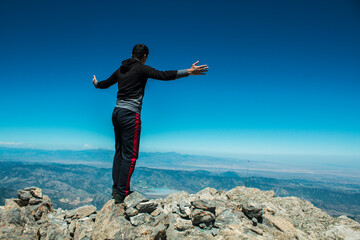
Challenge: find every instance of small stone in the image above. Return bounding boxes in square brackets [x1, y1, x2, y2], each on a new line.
[136, 201, 158, 213]
[262, 213, 297, 237]
[211, 228, 219, 236]
[129, 213, 153, 226]
[24, 187, 42, 199]
[171, 203, 180, 214]
[175, 218, 193, 231]
[37, 219, 47, 225]
[42, 195, 54, 212]
[191, 209, 216, 226]
[125, 207, 139, 217]
[29, 197, 42, 205]
[199, 222, 213, 230]
[242, 200, 263, 219]
[89, 213, 97, 221]
[214, 222, 223, 228]
[124, 192, 148, 209]
[65, 205, 96, 219]
[250, 226, 263, 235]
[197, 187, 218, 197]
[29, 203, 48, 220]
[179, 200, 191, 211]
[192, 199, 216, 214]
[252, 217, 258, 226]
[5, 199, 21, 210]
[68, 220, 76, 235]
[199, 223, 206, 228]
[17, 190, 32, 202]
[150, 208, 162, 217]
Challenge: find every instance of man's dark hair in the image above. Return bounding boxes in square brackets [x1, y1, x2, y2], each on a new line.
[132, 44, 149, 59]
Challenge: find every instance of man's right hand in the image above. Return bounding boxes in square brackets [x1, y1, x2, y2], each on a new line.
[188, 61, 208, 75]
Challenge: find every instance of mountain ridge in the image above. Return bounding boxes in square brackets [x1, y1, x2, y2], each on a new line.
[1, 186, 360, 239]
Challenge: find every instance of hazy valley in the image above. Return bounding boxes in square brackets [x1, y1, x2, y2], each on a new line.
[1, 147, 359, 223]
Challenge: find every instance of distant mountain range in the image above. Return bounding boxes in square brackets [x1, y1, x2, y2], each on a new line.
[0, 160, 359, 223]
[1, 146, 359, 181]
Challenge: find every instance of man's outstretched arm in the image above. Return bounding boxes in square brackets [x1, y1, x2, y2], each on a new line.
[144, 61, 208, 81]
[92, 71, 118, 89]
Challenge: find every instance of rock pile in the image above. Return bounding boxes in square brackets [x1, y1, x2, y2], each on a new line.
[1, 186, 360, 239]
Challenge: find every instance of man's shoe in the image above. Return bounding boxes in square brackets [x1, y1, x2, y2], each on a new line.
[114, 193, 125, 204]
[111, 191, 116, 199]
[112, 186, 119, 199]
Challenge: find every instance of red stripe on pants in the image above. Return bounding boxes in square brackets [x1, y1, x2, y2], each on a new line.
[125, 113, 139, 195]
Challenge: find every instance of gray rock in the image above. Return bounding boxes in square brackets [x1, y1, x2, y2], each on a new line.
[119, 223, 167, 240]
[252, 217, 258, 226]
[215, 208, 243, 226]
[13, 198, 29, 207]
[196, 187, 219, 201]
[65, 205, 96, 219]
[2, 186, 360, 240]
[150, 207, 163, 217]
[175, 218, 193, 231]
[165, 191, 190, 205]
[192, 199, 216, 214]
[178, 200, 191, 211]
[89, 213, 97, 221]
[199, 222, 213, 229]
[171, 202, 180, 214]
[92, 199, 131, 240]
[125, 207, 138, 217]
[211, 227, 219, 236]
[4, 199, 22, 210]
[29, 202, 52, 220]
[0, 207, 38, 239]
[38, 218, 71, 240]
[28, 197, 42, 205]
[136, 201, 158, 213]
[17, 190, 32, 202]
[24, 187, 42, 199]
[73, 217, 94, 240]
[191, 209, 216, 226]
[129, 213, 153, 226]
[242, 200, 263, 219]
[42, 195, 54, 212]
[178, 200, 192, 218]
[124, 192, 148, 209]
[68, 219, 76, 235]
[211, 228, 219, 237]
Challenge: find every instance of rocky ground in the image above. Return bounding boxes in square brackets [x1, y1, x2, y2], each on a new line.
[1, 186, 359, 239]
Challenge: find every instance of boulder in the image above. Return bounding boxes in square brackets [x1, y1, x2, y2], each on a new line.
[192, 199, 216, 214]
[242, 200, 264, 219]
[135, 201, 158, 213]
[4, 199, 21, 210]
[129, 213, 154, 226]
[17, 190, 32, 202]
[28, 197, 42, 205]
[65, 205, 96, 219]
[191, 209, 215, 226]
[24, 187, 42, 198]
[92, 199, 131, 240]
[124, 192, 148, 209]
[125, 207, 138, 217]
[73, 217, 94, 240]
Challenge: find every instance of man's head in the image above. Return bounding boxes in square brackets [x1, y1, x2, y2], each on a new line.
[132, 44, 149, 64]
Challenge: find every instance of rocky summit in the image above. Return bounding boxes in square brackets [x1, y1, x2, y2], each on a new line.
[1, 186, 360, 240]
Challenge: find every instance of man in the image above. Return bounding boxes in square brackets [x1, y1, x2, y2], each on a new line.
[92, 44, 208, 203]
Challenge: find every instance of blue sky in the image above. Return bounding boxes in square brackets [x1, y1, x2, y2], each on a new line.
[1, 0, 359, 158]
